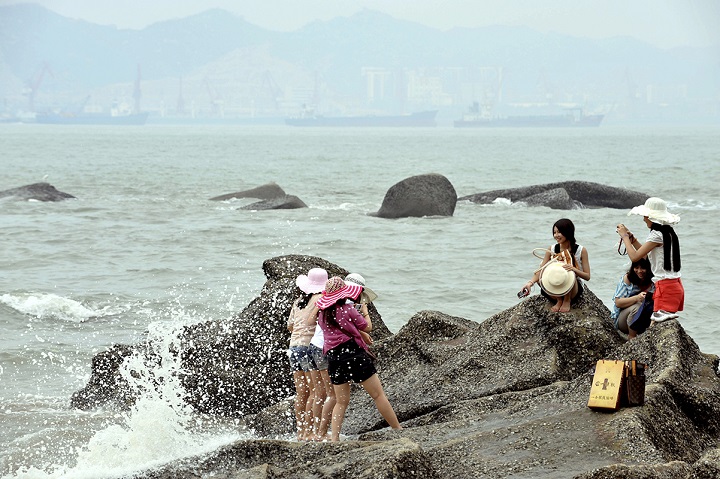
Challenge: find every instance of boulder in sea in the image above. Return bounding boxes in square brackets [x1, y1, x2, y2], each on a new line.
[0, 182, 76, 202]
[373, 173, 457, 219]
[459, 181, 649, 209]
[238, 195, 308, 210]
[70, 255, 391, 415]
[209, 182, 286, 201]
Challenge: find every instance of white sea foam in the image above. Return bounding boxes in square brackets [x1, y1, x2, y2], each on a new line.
[491, 197, 513, 206]
[0, 294, 98, 323]
[4, 321, 247, 479]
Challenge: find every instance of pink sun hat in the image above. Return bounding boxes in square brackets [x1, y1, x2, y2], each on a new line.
[296, 268, 329, 294]
[316, 276, 363, 310]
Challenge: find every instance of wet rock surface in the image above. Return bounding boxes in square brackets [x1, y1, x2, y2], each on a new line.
[0, 182, 75, 201]
[238, 194, 308, 210]
[74, 255, 720, 478]
[209, 182, 287, 201]
[373, 173, 457, 218]
[459, 181, 649, 209]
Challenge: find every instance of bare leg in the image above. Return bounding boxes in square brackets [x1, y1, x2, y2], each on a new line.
[317, 370, 335, 440]
[559, 293, 571, 312]
[331, 383, 351, 441]
[550, 296, 562, 312]
[308, 370, 324, 438]
[359, 374, 402, 430]
[301, 371, 316, 440]
[292, 371, 311, 440]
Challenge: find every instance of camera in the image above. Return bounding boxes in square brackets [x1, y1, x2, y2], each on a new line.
[517, 288, 529, 299]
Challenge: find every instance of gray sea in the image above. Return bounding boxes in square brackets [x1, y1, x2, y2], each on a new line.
[1, 124, 719, 478]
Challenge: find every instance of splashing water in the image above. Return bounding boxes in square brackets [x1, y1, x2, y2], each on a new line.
[5, 321, 249, 479]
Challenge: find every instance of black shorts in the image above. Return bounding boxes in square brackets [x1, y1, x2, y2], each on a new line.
[326, 339, 376, 385]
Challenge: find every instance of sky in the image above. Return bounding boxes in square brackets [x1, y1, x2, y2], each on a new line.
[2, 0, 719, 49]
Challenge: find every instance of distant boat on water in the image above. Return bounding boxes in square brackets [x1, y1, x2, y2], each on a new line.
[454, 103, 603, 128]
[285, 110, 438, 127]
[35, 111, 149, 125]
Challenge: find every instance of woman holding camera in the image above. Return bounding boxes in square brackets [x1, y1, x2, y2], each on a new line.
[617, 197, 683, 323]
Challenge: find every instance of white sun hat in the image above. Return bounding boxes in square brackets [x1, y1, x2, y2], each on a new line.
[628, 197, 680, 226]
[539, 262, 576, 296]
[344, 273, 378, 303]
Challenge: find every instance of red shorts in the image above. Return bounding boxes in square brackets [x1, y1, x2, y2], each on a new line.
[653, 278, 684, 313]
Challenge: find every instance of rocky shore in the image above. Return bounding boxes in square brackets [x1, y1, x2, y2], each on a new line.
[72, 255, 720, 479]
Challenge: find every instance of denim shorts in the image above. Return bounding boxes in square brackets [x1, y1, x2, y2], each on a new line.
[288, 346, 312, 372]
[308, 344, 328, 371]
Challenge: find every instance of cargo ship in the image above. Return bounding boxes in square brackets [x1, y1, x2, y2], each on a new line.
[454, 103, 603, 128]
[285, 110, 438, 127]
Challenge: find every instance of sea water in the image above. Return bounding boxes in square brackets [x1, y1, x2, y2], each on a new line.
[1, 124, 718, 477]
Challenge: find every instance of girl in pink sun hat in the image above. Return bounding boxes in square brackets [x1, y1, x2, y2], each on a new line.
[617, 197, 683, 324]
[308, 276, 402, 441]
[288, 267, 328, 440]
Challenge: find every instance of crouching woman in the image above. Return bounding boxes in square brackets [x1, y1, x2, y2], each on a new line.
[313, 276, 402, 441]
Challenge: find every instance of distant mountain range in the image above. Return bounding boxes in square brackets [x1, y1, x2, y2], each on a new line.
[1, 3, 718, 123]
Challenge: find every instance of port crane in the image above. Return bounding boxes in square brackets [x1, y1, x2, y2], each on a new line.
[23, 63, 53, 112]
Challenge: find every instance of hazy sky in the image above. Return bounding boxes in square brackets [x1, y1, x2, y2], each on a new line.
[3, 0, 719, 49]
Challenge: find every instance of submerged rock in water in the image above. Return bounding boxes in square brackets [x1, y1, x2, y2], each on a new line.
[75, 256, 720, 479]
[209, 182, 287, 201]
[459, 181, 649, 209]
[238, 195, 308, 210]
[0, 182, 76, 202]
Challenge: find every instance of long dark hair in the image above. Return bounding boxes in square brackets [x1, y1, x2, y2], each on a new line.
[296, 292, 313, 310]
[628, 257, 653, 289]
[322, 298, 347, 329]
[650, 223, 681, 272]
[553, 218, 578, 258]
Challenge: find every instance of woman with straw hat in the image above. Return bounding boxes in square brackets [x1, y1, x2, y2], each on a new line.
[309, 276, 402, 441]
[521, 218, 591, 313]
[617, 197, 683, 323]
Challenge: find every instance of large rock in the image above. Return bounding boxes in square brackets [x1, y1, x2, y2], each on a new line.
[459, 181, 649, 209]
[209, 183, 286, 201]
[70, 255, 391, 415]
[135, 285, 720, 479]
[373, 174, 457, 218]
[73, 256, 720, 478]
[0, 182, 75, 201]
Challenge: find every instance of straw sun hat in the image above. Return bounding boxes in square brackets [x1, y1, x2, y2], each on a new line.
[539, 262, 576, 296]
[344, 273, 378, 303]
[628, 197, 679, 226]
[316, 276, 363, 310]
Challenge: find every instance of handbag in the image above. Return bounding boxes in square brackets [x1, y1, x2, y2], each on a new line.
[587, 359, 625, 411]
[622, 360, 647, 407]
